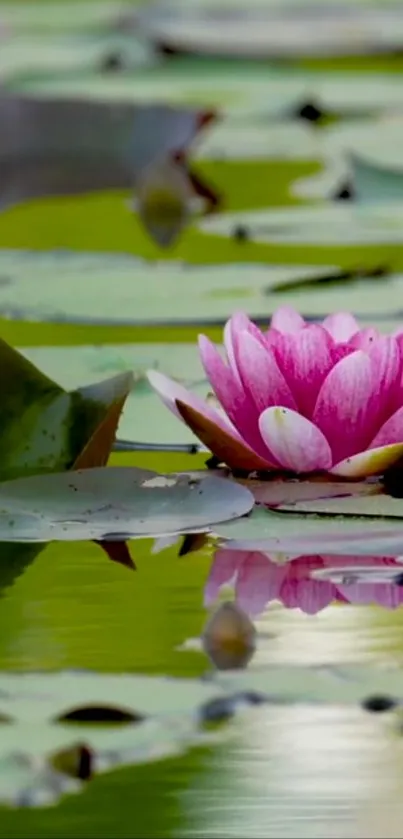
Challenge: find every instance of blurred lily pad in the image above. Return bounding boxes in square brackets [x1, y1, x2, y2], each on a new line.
[293, 115, 403, 201]
[0, 250, 339, 325]
[0, 467, 254, 542]
[0, 670, 226, 807]
[135, 0, 403, 58]
[199, 202, 403, 247]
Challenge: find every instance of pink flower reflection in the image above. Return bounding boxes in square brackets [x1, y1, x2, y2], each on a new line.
[205, 550, 403, 616]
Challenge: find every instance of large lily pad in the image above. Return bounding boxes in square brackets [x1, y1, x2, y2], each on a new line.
[0, 1, 123, 34]
[213, 662, 403, 705]
[215, 506, 403, 556]
[0, 35, 150, 83]
[0, 467, 254, 542]
[0, 251, 340, 324]
[199, 202, 403, 247]
[0, 670, 227, 807]
[21, 342, 206, 447]
[20, 66, 403, 119]
[135, 0, 403, 58]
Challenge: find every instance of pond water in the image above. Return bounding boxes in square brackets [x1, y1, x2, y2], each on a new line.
[3, 0, 403, 835]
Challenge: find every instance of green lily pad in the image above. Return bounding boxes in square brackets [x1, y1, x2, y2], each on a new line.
[293, 115, 403, 200]
[0, 670, 226, 807]
[0, 34, 150, 82]
[199, 202, 403, 247]
[21, 342, 206, 446]
[212, 662, 403, 705]
[0, 466, 254, 541]
[215, 505, 403, 556]
[1, 1, 124, 35]
[135, 0, 403, 59]
[0, 250, 340, 324]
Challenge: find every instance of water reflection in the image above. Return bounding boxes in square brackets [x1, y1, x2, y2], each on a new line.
[205, 550, 403, 616]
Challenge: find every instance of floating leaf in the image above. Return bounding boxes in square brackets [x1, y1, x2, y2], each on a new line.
[0, 671, 226, 807]
[199, 202, 403, 248]
[0, 250, 340, 326]
[242, 476, 381, 507]
[212, 663, 403, 707]
[135, 0, 403, 58]
[215, 506, 403, 557]
[0, 467, 254, 542]
[277, 493, 403, 519]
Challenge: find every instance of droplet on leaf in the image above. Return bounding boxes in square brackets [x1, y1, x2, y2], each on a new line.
[202, 601, 257, 670]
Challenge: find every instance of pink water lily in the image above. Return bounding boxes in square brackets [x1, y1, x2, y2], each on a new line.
[147, 308, 403, 477]
[206, 550, 403, 616]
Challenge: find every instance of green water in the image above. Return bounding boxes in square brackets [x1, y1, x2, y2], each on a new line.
[3, 1, 403, 834]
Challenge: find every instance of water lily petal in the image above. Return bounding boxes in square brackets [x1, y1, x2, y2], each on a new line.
[224, 312, 266, 381]
[176, 400, 274, 471]
[369, 405, 403, 448]
[348, 327, 381, 351]
[313, 351, 374, 463]
[204, 548, 243, 605]
[147, 369, 235, 433]
[271, 325, 334, 417]
[322, 312, 359, 342]
[330, 442, 403, 477]
[270, 306, 305, 334]
[236, 330, 296, 414]
[258, 407, 332, 473]
[235, 552, 287, 616]
[199, 334, 273, 458]
[367, 336, 402, 423]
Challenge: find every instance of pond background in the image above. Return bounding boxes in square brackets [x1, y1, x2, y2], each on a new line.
[3, 1, 403, 836]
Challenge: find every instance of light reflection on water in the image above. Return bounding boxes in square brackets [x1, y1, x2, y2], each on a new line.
[182, 552, 403, 838]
